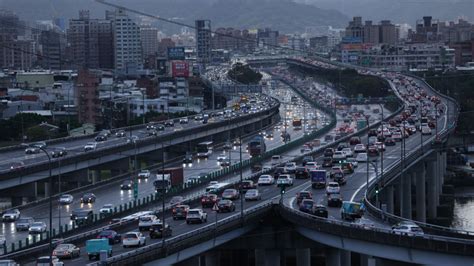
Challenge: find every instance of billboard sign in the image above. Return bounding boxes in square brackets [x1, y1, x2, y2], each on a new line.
[167, 47, 185, 60]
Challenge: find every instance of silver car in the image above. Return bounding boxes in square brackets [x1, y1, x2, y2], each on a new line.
[58, 194, 73, 205]
[244, 189, 261, 201]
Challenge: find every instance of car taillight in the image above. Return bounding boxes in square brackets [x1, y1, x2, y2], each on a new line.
[172, 209, 176, 213]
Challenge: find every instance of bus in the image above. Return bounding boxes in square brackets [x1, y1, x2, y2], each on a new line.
[196, 141, 213, 158]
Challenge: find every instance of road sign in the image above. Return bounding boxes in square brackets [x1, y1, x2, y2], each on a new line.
[212, 203, 219, 212]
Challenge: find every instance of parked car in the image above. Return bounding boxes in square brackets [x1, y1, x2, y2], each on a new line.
[186, 209, 208, 224]
[2, 209, 20, 222]
[149, 222, 172, 238]
[122, 232, 146, 247]
[58, 194, 73, 205]
[15, 217, 34, 231]
[53, 244, 80, 259]
[244, 189, 261, 201]
[96, 230, 121, 244]
[217, 199, 236, 212]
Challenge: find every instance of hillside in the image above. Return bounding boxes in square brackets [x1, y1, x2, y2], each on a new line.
[0, 0, 348, 33]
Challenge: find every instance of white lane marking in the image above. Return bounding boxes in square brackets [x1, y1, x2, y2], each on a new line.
[289, 197, 295, 208]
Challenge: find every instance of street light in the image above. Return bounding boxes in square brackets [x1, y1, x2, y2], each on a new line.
[21, 144, 53, 264]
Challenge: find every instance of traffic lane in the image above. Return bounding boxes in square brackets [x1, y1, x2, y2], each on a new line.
[30, 178, 311, 266]
[0, 105, 264, 169]
[3, 105, 311, 243]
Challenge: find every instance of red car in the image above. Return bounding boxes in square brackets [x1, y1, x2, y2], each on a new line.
[296, 191, 313, 204]
[368, 146, 379, 156]
[172, 204, 190, 220]
[349, 137, 361, 145]
[201, 194, 219, 208]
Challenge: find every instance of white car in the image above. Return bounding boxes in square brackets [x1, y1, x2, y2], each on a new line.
[277, 174, 294, 186]
[392, 221, 424, 236]
[84, 142, 97, 152]
[346, 158, 358, 168]
[332, 151, 346, 160]
[244, 189, 261, 201]
[58, 194, 73, 205]
[356, 153, 368, 162]
[284, 162, 297, 173]
[29, 222, 47, 234]
[326, 182, 340, 195]
[138, 215, 158, 231]
[421, 126, 432, 135]
[179, 117, 189, 124]
[271, 155, 282, 165]
[375, 142, 385, 151]
[138, 170, 151, 179]
[36, 256, 63, 266]
[122, 232, 146, 247]
[341, 148, 353, 158]
[2, 209, 20, 222]
[305, 161, 318, 170]
[186, 209, 208, 224]
[216, 154, 227, 162]
[354, 144, 366, 153]
[99, 204, 114, 215]
[257, 175, 274, 185]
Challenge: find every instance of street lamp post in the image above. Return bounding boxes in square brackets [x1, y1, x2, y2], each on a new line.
[239, 132, 244, 225]
[365, 115, 370, 193]
[161, 141, 166, 249]
[38, 147, 53, 265]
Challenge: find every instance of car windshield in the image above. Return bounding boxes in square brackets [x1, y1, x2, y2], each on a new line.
[60, 195, 70, 199]
[4, 210, 16, 214]
[140, 216, 152, 221]
[31, 222, 43, 226]
[56, 244, 71, 249]
[411, 227, 423, 232]
[188, 210, 199, 215]
[124, 233, 138, 239]
[329, 183, 338, 188]
[99, 231, 113, 236]
[247, 189, 257, 195]
[17, 218, 30, 223]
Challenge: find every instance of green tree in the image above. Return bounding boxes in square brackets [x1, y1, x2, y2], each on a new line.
[26, 126, 49, 141]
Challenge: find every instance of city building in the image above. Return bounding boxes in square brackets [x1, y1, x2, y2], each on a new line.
[195, 20, 212, 65]
[39, 29, 66, 70]
[450, 40, 474, 66]
[113, 8, 143, 72]
[409, 16, 441, 43]
[66, 10, 114, 70]
[0, 10, 33, 70]
[258, 28, 279, 48]
[345, 17, 399, 44]
[76, 69, 101, 125]
[309, 36, 329, 53]
[358, 43, 455, 71]
[212, 28, 256, 53]
[140, 25, 159, 57]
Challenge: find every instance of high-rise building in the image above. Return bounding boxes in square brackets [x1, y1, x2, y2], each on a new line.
[39, 29, 66, 70]
[195, 20, 212, 65]
[140, 25, 159, 57]
[113, 8, 143, 72]
[76, 69, 101, 125]
[66, 10, 114, 70]
[363, 21, 380, 44]
[345, 17, 364, 42]
[0, 10, 33, 70]
[258, 28, 279, 48]
[380, 20, 398, 44]
[212, 27, 257, 53]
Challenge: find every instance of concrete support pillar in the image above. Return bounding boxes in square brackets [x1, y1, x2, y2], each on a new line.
[255, 249, 265, 266]
[394, 182, 402, 215]
[416, 163, 426, 223]
[296, 248, 310, 266]
[44, 182, 50, 197]
[89, 169, 99, 185]
[400, 172, 412, 219]
[340, 250, 351, 266]
[385, 185, 394, 214]
[360, 255, 380, 266]
[326, 248, 341, 266]
[265, 249, 281, 266]
[177, 256, 201, 266]
[205, 251, 219, 266]
[426, 161, 438, 219]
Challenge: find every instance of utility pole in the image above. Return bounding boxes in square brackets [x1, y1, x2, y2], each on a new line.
[239, 131, 243, 225]
[161, 141, 166, 248]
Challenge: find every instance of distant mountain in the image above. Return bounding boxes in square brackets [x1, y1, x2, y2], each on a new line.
[297, 0, 473, 25]
[0, 0, 348, 33]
